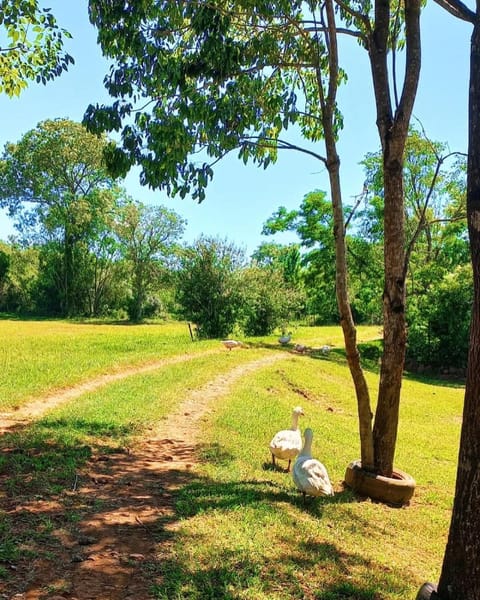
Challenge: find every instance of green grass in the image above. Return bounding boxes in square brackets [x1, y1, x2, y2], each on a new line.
[0, 318, 217, 410]
[1, 345, 273, 498]
[0, 318, 464, 598]
[165, 355, 462, 599]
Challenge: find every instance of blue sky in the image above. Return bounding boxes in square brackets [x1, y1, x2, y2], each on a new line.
[0, 1, 472, 256]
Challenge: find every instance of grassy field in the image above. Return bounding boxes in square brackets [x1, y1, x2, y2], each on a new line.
[0, 318, 219, 409]
[0, 318, 464, 599]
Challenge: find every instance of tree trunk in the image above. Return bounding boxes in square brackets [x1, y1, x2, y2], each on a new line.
[131, 262, 145, 322]
[372, 147, 407, 476]
[327, 149, 375, 470]
[436, 16, 480, 599]
[366, 0, 421, 476]
[321, 0, 375, 470]
[64, 228, 75, 317]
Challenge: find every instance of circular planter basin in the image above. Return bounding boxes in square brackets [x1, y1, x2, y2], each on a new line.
[416, 583, 439, 600]
[344, 459, 416, 506]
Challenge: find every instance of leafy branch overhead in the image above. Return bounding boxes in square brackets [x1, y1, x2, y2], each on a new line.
[84, 0, 351, 201]
[0, 0, 74, 96]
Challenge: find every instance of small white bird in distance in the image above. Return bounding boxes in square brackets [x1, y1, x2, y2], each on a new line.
[278, 332, 292, 345]
[222, 339, 243, 350]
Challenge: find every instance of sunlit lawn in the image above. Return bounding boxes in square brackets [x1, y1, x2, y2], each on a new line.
[0, 317, 217, 409]
[0, 318, 463, 599]
[168, 356, 462, 599]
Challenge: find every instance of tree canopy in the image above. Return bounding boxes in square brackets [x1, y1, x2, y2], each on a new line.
[114, 200, 186, 322]
[84, 0, 344, 200]
[0, 0, 73, 96]
[0, 118, 116, 241]
[0, 118, 119, 315]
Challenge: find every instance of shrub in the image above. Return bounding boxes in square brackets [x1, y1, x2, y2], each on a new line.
[239, 266, 305, 336]
[175, 236, 245, 339]
[407, 264, 472, 370]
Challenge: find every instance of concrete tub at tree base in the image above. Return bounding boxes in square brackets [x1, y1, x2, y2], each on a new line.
[344, 459, 416, 506]
[415, 582, 439, 600]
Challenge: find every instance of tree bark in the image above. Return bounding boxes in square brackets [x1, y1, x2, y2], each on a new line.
[373, 148, 407, 475]
[132, 263, 145, 322]
[436, 14, 480, 599]
[366, 0, 421, 476]
[64, 228, 75, 317]
[322, 0, 375, 469]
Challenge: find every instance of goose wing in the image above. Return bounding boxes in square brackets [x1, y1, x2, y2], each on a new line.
[295, 458, 334, 496]
[270, 429, 301, 450]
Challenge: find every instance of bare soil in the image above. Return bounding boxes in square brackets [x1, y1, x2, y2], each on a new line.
[0, 351, 285, 600]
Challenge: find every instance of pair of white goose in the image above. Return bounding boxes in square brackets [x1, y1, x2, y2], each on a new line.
[269, 406, 334, 500]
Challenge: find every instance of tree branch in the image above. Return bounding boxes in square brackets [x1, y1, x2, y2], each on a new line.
[242, 136, 327, 164]
[345, 186, 368, 229]
[402, 147, 461, 279]
[302, 25, 366, 41]
[433, 0, 476, 23]
[396, 0, 422, 139]
[0, 44, 25, 53]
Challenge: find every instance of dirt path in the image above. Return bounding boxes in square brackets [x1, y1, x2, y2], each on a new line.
[0, 349, 224, 432]
[3, 351, 288, 600]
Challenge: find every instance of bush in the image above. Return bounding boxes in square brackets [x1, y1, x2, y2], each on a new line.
[407, 265, 472, 371]
[239, 266, 305, 336]
[175, 236, 245, 339]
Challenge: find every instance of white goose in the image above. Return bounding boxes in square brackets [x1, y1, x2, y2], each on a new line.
[222, 339, 243, 350]
[269, 406, 304, 471]
[293, 428, 334, 501]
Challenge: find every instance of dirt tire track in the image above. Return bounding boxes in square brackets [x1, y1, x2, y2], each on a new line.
[4, 351, 289, 600]
[0, 349, 222, 433]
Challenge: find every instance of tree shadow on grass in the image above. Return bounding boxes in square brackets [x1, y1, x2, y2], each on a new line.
[175, 471, 365, 525]
[194, 442, 361, 516]
[40, 416, 139, 439]
[0, 424, 410, 600]
[149, 536, 408, 600]
[0, 419, 197, 598]
[0, 414, 141, 501]
[0, 430, 92, 498]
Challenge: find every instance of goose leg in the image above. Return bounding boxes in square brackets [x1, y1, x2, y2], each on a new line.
[286, 459, 291, 472]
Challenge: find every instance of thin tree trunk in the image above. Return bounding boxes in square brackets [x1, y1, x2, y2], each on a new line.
[366, 0, 421, 476]
[132, 262, 145, 322]
[328, 155, 375, 469]
[64, 228, 74, 317]
[436, 15, 480, 598]
[322, 0, 375, 469]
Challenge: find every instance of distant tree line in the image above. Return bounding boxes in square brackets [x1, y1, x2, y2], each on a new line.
[0, 119, 471, 372]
